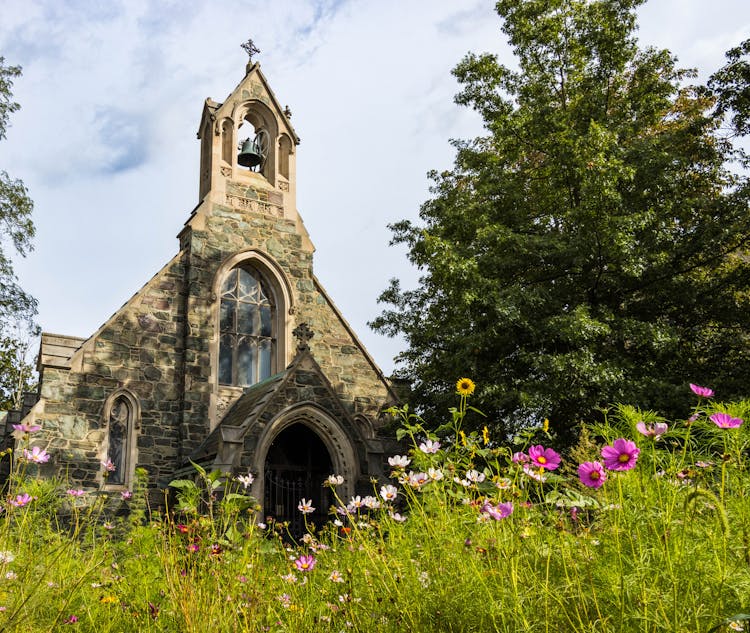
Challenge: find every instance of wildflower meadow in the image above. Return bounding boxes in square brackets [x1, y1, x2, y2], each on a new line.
[1, 381, 750, 632]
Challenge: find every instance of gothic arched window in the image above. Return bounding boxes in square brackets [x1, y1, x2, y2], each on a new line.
[102, 390, 139, 488]
[219, 266, 275, 387]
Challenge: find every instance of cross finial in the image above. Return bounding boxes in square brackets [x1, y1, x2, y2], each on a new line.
[241, 39, 261, 62]
[293, 322, 314, 352]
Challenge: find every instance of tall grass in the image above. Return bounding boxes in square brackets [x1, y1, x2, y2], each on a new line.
[1, 386, 749, 632]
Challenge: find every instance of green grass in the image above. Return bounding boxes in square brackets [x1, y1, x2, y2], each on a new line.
[1, 393, 750, 632]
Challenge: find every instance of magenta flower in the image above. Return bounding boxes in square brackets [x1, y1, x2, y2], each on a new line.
[690, 383, 714, 398]
[527, 445, 561, 471]
[481, 501, 514, 520]
[22, 446, 50, 463]
[710, 412, 744, 429]
[11, 422, 41, 435]
[9, 493, 34, 508]
[293, 554, 316, 572]
[578, 461, 607, 488]
[187, 543, 200, 553]
[66, 489, 86, 497]
[601, 439, 640, 471]
[120, 490, 133, 500]
[635, 421, 668, 439]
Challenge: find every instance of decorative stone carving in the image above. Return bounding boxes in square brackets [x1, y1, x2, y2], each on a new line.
[220, 166, 232, 177]
[225, 193, 283, 217]
[293, 323, 314, 352]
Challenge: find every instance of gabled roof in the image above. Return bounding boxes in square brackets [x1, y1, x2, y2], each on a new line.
[190, 371, 287, 463]
[189, 348, 361, 466]
[196, 62, 300, 144]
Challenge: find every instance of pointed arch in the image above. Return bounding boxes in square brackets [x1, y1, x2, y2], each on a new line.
[233, 100, 279, 184]
[209, 250, 295, 427]
[248, 403, 361, 506]
[221, 118, 234, 165]
[278, 133, 293, 180]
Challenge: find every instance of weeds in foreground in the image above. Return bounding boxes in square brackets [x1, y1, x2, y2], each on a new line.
[0, 381, 749, 631]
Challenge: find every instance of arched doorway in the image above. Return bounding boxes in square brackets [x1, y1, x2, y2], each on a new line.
[263, 423, 333, 537]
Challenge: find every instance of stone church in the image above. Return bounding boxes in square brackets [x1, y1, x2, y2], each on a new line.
[11, 59, 399, 524]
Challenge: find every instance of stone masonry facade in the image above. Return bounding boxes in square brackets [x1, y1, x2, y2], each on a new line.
[13, 61, 397, 495]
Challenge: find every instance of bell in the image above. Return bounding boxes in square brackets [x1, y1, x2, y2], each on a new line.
[237, 137, 262, 168]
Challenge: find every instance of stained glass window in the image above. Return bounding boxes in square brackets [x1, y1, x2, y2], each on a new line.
[219, 266, 275, 387]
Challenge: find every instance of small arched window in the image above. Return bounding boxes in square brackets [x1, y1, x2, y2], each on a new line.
[102, 390, 139, 488]
[221, 119, 234, 165]
[278, 134, 292, 180]
[219, 266, 275, 386]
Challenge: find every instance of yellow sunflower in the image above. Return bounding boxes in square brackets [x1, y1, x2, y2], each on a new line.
[456, 378, 476, 396]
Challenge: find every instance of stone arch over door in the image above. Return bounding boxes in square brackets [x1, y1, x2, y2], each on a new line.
[249, 404, 360, 531]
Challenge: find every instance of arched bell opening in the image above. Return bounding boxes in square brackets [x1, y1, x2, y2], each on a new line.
[263, 423, 333, 538]
[236, 103, 278, 183]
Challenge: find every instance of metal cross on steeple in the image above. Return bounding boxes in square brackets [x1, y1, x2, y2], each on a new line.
[241, 38, 261, 62]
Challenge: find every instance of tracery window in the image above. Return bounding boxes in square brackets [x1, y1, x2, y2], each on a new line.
[219, 266, 275, 387]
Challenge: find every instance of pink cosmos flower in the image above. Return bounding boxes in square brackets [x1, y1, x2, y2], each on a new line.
[380, 485, 398, 501]
[235, 473, 254, 488]
[465, 469, 486, 483]
[120, 490, 133, 500]
[527, 445, 561, 471]
[635, 421, 669, 439]
[66, 489, 86, 497]
[387, 455, 410, 468]
[522, 464, 547, 482]
[690, 383, 714, 398]
[101, 460, 116, 472]
[297, 498, 315, 514]
[481, 501, 514, 520]
[187, 543, 200, 553]
[418, 439, 440, 454]
[578, 461, 607, 488]
[601, 439, 640, 471]
[9, 493, 34, 508]
[511, 451, 528, 464]
[11, 422, 41, 434]
[710, 412, 744, 429]
[23, 446, 50, 463]
[405, 471, 429, 488]
[293, 554, 316, 572]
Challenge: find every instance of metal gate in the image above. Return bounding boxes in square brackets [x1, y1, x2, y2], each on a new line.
[264, 469, 331, 538]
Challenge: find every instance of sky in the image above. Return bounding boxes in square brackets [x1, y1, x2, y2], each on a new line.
[1, 0, 749, 376]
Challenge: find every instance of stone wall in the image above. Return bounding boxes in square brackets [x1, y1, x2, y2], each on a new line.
[31, 253, 188, 488]
[28, 185, 394, 489]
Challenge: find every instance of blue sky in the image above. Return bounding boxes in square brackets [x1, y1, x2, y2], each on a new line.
[1, 0, 749, 375]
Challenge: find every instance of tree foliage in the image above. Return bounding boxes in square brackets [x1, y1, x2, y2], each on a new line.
[0, 57, 38, 409]
[372, 0, 750, 444]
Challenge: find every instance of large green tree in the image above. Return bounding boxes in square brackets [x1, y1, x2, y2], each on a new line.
[0, 57, 37, 410]
[373, 0, 750, 443]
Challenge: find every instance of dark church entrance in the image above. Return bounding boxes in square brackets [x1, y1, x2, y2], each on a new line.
[263, 423, 333, 537]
